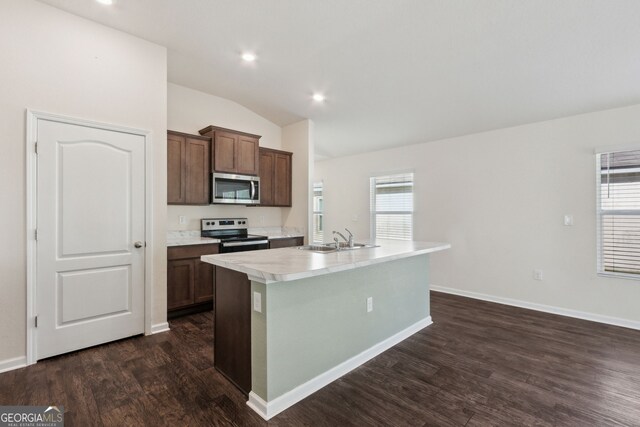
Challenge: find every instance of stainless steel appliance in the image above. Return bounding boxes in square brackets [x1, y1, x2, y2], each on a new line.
[211, 173, 260, 205]
[201, 218, 269, 252]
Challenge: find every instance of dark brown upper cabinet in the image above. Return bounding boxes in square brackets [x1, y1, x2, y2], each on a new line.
[167, 130, 211, 205]
[199, 125, 261, 176]
[259, 147, 292, 207]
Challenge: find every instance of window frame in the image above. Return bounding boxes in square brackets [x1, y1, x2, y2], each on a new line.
[312, 181, 324, 244]
[369, 171, 414, 241]
[595, 147, 640, 280]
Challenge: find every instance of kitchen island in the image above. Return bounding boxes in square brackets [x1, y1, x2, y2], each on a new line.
[201, 239, 450, 420]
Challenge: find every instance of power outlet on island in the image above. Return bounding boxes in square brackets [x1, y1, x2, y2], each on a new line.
[253, 292, 262, 313]
[533, 269, 544, 281]
[367, 297, 373, 313]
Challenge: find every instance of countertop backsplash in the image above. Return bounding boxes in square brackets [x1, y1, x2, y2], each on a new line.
[248, 226, 305, 238]
[167, 230, 202, 240]
[166, 227, 305, 247]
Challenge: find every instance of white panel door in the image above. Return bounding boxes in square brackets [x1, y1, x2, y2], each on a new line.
[36, 118, 145, 359]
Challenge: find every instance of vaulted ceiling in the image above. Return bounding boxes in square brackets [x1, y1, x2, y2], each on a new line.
[38, 0, 640, 159]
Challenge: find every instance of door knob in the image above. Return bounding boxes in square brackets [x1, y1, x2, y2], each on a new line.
[134, 241, 143, 248]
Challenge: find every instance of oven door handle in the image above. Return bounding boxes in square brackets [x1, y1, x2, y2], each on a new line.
[222, 240, 270, 248]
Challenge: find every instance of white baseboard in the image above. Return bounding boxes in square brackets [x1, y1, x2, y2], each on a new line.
[247, 393, 269, 419]
[431, 285, 640, 331]
[150, 322, 170, 334]
[0, 356, 27, 374]
[247, 316, 432, 420]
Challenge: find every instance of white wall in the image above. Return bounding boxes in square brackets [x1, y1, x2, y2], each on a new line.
[315, 104, 640, 325]
[167, 83, 284, 230]
[0, 0, 167, 364]
[282, 119, 314, 242]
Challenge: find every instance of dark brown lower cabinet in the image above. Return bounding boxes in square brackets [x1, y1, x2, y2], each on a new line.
[167, 259, 196, 309]
[214, 266, 252, 395]
[167, 243, 219, 317]
[268, 236, 304, 249]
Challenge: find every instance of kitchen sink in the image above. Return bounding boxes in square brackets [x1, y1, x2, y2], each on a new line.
[336, 242, 378, 249]
[297, 244, 338, 253]
[297, 243, 378, 253]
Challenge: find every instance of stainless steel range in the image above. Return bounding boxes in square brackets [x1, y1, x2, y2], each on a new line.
[201, 218, 269, 253]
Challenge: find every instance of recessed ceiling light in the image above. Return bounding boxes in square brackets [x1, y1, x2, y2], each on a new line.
[242, 52, 256, 62]
[96, 0, 113, 5]
[312, 93, 325, 102]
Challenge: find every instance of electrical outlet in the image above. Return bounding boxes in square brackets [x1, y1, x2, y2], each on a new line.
[563, 214, 574, 226]
[533, 269, 544, 281]
[259, 215, 265, 224]
[367, 297, 373, 312]
[352, 214, 359, 222]
[179, 215, 187, 225]
[253, 292, 262, 313]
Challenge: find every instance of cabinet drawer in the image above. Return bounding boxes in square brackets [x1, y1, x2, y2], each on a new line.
[168, 243, 220, 260]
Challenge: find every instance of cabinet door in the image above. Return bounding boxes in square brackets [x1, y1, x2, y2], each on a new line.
[269, 237, 303, 249]
[185, 137, 210, 204]
[214, 132, 237, 173]
[237, 136, 259, 175]
[167, 133, 186, 204]
[195, 261, 215, 304]
[259, 150, 275, 206]
[274, 153, 292, 206]
[167, 259, 195, 310]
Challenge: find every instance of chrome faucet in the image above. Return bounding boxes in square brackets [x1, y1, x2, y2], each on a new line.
[345, 228, 354, 248]
[333, 229, 354, 248]
[333, 236, 341, 251]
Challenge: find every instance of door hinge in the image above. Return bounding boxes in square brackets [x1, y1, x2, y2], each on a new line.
[34, 142, 38, 154]
[35, 316, 38, 328]
[34, 229, 38, 241]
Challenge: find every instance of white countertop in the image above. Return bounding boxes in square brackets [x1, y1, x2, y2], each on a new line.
[166, 231, 220, 247]
[201, 239, 450, 284]
[167, 236, 220, 247]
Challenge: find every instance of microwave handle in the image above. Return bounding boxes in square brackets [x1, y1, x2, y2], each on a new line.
[250, 181, 255, 200]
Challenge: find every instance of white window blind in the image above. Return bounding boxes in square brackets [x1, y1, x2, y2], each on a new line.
[312, 182, 324, 243]
[370, 172, 413, 240]
[597, 149, 640, 277]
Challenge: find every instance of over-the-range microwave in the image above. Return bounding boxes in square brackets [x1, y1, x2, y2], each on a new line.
[211, 172, 260, 205]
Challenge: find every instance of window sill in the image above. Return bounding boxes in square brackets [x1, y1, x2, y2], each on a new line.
[598, 272, 640, 281]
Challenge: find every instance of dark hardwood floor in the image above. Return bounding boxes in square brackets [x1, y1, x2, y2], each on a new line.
[2, 291, 640, 426]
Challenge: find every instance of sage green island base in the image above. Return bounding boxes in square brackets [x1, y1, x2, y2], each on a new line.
[201, 239, 450, 420]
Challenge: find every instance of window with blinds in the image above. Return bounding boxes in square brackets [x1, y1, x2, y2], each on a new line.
[370, 172, 414, 240]
[597, 149, 640, 277]
[312, 182, 324, 243]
